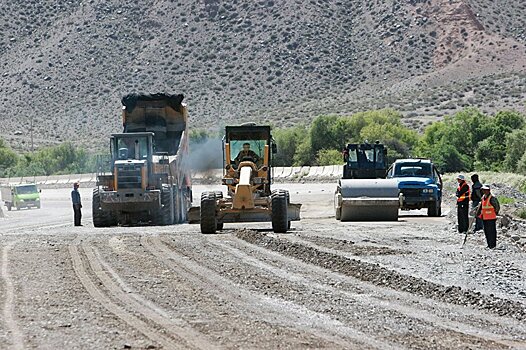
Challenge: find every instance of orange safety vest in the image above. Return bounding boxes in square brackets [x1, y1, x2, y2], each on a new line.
[457, 182, 470, 202]
[479, 195, 497, 220]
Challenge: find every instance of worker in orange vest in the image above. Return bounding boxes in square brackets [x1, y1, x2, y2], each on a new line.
[456, 174, 470, 233]
[477, 184, 500, 249]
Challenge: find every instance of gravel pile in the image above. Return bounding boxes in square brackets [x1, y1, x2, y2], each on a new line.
[235, 229, 526, 321]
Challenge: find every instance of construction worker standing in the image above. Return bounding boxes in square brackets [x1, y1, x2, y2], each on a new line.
[456, 174, 470, 233]
[470, 174, 483, 232]
[71, 182, 82, 226]
[477, 184, 500, 249]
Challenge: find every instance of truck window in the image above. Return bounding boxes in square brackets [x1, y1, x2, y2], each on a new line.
[117, 137, 148, 160]
[231, 140, 265, 162]
[16, 185, 38, 194]
[394, 163, 432, 177]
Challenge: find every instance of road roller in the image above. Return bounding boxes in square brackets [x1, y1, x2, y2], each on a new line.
[335, 142, 401, 221]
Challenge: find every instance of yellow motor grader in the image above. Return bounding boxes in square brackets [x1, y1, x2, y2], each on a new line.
[188, 124, 301, 234]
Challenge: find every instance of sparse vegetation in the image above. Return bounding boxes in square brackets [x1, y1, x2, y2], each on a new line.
[0, 140, 96, 177]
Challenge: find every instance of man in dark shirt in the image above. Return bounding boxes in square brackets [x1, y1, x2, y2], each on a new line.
[71, 182, 82, 226]
[470, 174, 483, 232]
[235, 143, 260, 165]
[456, 174, 470, 233]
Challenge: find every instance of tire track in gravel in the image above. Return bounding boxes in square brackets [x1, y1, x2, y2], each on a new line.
[235, 230, 526, 321]
[68, 236, 186, 349]
[1, 240, 24, 350]
[84, 244, 219, 349]
[141, 235, 398, 350]
[210, 237, 524, 349]
[1, 222, 69, 235]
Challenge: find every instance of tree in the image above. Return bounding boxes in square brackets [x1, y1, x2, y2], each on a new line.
[316, 149, 342, 165]
[504, 128, 526, 172]
[273, 126, 307, 167]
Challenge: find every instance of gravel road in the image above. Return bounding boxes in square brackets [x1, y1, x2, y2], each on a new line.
[0, 184, 525, 349]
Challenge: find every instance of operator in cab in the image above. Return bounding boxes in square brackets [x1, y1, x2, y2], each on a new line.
[235, 143, 260, 165]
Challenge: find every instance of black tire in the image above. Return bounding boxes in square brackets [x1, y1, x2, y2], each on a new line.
[271, 189, 289, 233]
[216, 222, 224, 231]
[200, 192, 217, 234]
[178, 186, 191, 223]
[16, 204, 20, 211]
[213, 191, 223, 199]
[428, 199, 441, 217]
[36, 203, 41, 209]
[93, 189, 116, 227]
[154, 187, 174, 226]
[7, 203, 12, 211]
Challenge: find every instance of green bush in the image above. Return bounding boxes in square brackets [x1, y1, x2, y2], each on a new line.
[4, 142, 95, 177]
[504, 128, 526, 173]
[416, 108, 525, 172]
[0, 141, 18, 176]
[316, 149, 342, 166]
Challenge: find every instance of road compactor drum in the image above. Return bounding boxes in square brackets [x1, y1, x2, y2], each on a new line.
[335, 142, 400, 221]
[188, 124, 301, 233]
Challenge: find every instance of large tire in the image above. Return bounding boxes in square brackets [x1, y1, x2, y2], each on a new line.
[200, 192, 217, 234]
[154, 187, 174, 226]
[178, 186, 191, 223]
[93, 189, 116, 227]
[271, 189, 289, 233]
[428, 199, 441, 217]
[6, 203, 12, 211]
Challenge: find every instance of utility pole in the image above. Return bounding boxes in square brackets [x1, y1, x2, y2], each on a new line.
[30, 115, 34, 152]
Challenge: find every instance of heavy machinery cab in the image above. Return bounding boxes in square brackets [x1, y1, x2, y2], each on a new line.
[222, 125, 275, 196]
[109, 133, 154, 191]
[343, 142, 387, 179]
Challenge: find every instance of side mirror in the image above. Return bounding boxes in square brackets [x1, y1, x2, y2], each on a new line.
[271, 144, 277, 154]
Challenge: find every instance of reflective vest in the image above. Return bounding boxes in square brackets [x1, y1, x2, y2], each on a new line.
[480, 195, 497, 220]
[457, 182, 470, 202]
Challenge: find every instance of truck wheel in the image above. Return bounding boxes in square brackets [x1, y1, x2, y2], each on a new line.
[16, 205, 20, 211]
[6, 203, 12, 211]
[271, 190, 288, 233]
[335, 207, 342, 220]
[216, 222, 224, 231]
[200, 192, 217, 234]
[93, 189, 115, 227]
[428, 200, 441, 217]
[154, 187, 174, 226]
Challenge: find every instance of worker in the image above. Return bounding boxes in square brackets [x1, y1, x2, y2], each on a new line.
[477, 184, 500, 249]
[71, 182, 82, 226]
[470, 174, 483, 232]
[456, 174, 470, 233]
[235, 143, 260, 165]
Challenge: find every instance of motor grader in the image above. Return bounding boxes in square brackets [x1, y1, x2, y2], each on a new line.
[188, 124, 301, 234]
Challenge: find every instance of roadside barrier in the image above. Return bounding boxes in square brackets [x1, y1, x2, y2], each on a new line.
[0, 166, 344, 188]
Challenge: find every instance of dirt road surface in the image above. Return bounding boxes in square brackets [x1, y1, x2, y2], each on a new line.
[0, 184, 525, 349]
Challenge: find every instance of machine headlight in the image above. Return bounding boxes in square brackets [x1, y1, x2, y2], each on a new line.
[253, 177, 266, 184]
[223, 178, 235, 185]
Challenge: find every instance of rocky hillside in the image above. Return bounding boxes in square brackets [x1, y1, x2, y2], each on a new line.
[0, 0, 525, 151]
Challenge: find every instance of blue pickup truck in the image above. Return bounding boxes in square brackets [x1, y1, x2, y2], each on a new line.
[386, 159, 443, 217]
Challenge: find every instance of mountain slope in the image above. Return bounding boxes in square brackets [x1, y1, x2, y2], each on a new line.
[0, 0, 525, 151]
